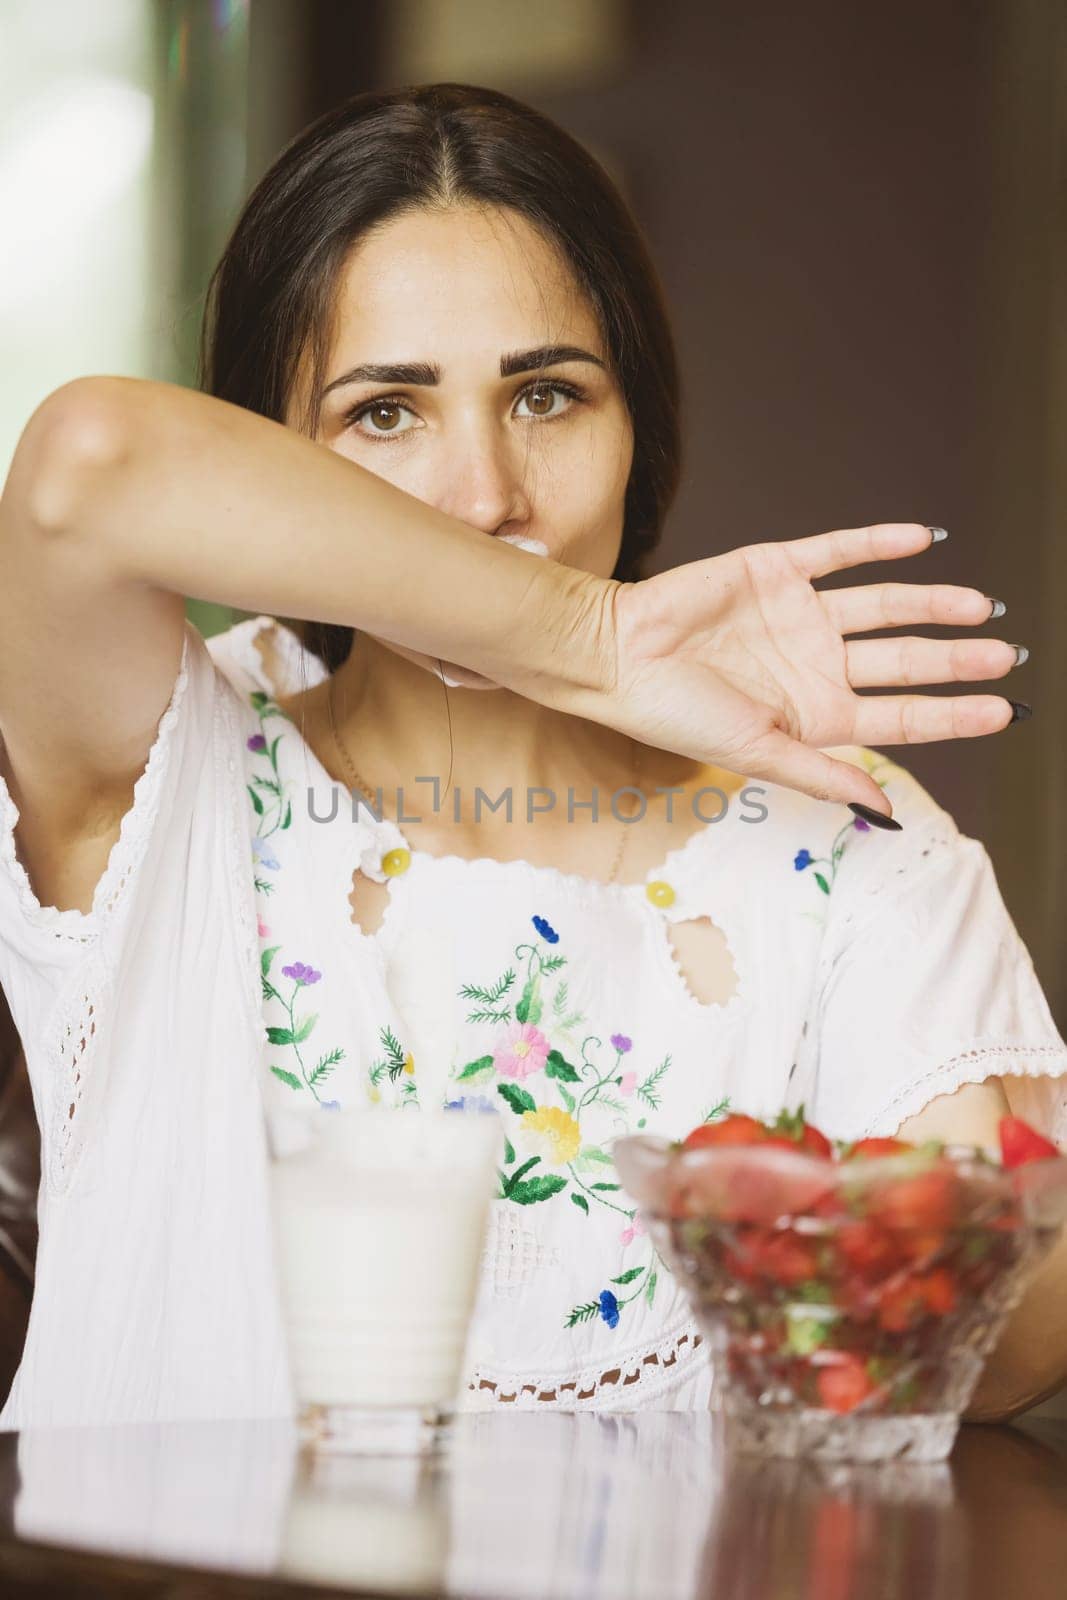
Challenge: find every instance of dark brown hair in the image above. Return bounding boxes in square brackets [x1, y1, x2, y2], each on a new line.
[198, 81, 681, 674]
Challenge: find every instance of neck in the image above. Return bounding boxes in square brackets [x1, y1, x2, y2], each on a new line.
[325, 631, 639, 814]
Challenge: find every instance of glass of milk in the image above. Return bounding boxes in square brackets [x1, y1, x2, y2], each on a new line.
[266, 1104, 501, 1454]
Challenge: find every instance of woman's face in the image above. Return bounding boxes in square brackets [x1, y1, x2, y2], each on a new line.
[287, 203, 635, 688]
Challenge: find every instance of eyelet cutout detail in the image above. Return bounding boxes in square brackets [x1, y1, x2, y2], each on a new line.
[347, 869, 392, 937]
[660, 914, 741, 1010]
[45, 945, 112, 1197]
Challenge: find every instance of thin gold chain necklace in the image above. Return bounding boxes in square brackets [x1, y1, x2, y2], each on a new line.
[325, 676, 642, 885]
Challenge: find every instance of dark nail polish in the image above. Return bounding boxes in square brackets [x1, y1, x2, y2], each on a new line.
[1007, 699, 1032, 724]
[987, 598, 1006, 619]
[926, 526, 948, 542]
[848, 802, 904, 831]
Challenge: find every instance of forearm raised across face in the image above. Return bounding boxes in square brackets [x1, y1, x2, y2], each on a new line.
[43, 376, 614, 710]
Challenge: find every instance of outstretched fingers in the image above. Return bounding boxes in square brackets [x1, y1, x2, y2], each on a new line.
[784, 522, 943, 583]
[822, 580, 998, 636]
[850, 692, 1021, 746]
[845, 634, 1021, 688]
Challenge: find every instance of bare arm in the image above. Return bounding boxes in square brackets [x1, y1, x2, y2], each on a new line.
[0, 372, 1023, 920]
[0, 385, 192, 910]
[0, 376, 604, 912]
[33, 377, 603, 693]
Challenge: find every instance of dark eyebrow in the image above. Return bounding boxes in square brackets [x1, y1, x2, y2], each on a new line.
[319, 344, 607, 399]
[500, 345, 607, 378]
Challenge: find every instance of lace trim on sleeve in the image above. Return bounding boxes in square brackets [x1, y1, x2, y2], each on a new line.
[0, 625, 192, 942]
[863, 1042, 1067, 1141]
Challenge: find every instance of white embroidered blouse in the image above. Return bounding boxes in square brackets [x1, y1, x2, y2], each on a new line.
[0, 613, 1065, 1428]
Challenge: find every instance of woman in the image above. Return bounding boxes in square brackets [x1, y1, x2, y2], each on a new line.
[0, 83, 1061, 1430]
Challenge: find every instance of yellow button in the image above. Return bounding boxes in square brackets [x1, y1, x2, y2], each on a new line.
[382, 847, 411, 877]
[646, 879, 676, 908]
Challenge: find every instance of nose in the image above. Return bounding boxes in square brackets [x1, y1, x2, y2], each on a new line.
[434, 423, 533, 537]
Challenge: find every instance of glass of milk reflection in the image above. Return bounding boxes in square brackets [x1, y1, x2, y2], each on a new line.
[265, 930, 501, 1455]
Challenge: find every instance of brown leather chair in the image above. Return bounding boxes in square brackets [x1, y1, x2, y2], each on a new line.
[0, 990, 38, 1409]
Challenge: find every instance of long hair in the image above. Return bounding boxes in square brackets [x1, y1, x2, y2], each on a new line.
[198, 81, 681, 674]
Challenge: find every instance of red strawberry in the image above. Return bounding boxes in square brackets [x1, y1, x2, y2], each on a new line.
[747, 1229, 819, 1287]
[998, 1117, 1060, 1170]
[844, 1136, 912, 1161]
[770, 1106, 834, 1159]
[868, 1165, 958, 1234]
[798, 1123, 834, 1159]
[682, 1114, 769, 1151]
[836, 1218, 900, 1279]
[899, 1228, 948, 1264]
[877, 1277, 929, 1333]
[918, 1267, 957, 1317]
[816, 1353, 875, 1413]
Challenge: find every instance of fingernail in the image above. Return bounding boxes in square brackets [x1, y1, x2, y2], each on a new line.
[1011, 644, 1030, 667]
[848, 802, 904, 831]
[1007, 699, 1032, 724]
[926, 526, 949, 542]
[987, 598, 1007, 619]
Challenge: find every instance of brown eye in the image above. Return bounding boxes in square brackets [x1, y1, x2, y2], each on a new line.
[515, 380, 584, 421]
[368, 401, 402, 431]
[344, 396, 418, 438]
[526, 386, 555, 415]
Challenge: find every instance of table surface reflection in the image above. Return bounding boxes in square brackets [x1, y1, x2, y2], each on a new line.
[0, 1412, 1064, 1599]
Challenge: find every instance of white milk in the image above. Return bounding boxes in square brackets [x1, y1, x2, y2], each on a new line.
[269, 1109, 500, 1411]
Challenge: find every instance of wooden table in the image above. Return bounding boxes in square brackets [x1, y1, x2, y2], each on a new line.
[0, 1412, 1064, 1598]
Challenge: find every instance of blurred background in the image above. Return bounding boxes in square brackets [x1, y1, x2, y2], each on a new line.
[0, 0, 1065, 1396]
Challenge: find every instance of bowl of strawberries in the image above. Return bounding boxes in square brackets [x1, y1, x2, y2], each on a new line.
[613, 1109, 1067, 1463]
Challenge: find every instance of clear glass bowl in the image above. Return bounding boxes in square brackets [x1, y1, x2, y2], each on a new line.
[613, 1134, 1067, 1463]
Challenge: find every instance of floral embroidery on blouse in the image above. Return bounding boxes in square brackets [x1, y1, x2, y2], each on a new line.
[394, 908, 732, 1334]
[240, 684, 765, 1327]
[260, 947, 346, 1106]
[247, 692, 350, 1109]
[792, 750, 900, 899]
[368, 1026, 421, 1109]
[246, 693, 294, 895]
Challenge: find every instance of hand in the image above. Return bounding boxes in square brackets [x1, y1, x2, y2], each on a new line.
[603, 522, 1022, 817]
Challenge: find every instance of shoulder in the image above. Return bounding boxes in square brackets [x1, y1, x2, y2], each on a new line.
[795, 746, 974, 947]
[706, 745, 963, 919]
[634, 746, 957, 892]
